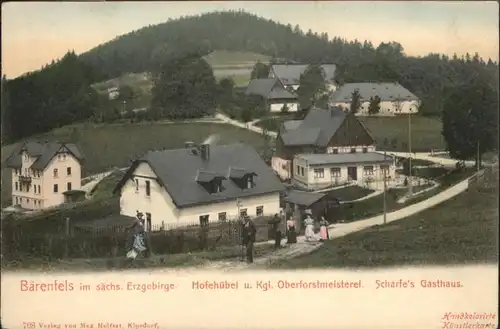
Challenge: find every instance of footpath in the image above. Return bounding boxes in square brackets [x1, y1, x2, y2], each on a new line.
[154, 171, 476, 272]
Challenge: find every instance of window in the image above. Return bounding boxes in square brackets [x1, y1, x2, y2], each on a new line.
[246, 177, 254, 189]
[27, 199, 30, 204]
[313, 168, 324, 178]
[63, 154, 66, 160]
[330, 168, 341, 177]
[199, 215, 209, 227]
[134, 179, 139, 192]
[15, 182, 18, 191]
[333, 148, 338, 154]
[53, 169, 58, 178]
[350, 148, 356, 154]
[256, 206, 264, 217]
[380, 165, 390, 177]
[53, 184, 58, 193]
[15, 169, 18, 175]
[33, 185, 37, 193]
[15, 197, 19, 204]
[296, 165, 300, 175]
[218, 212, 227, 222]
[67, 167, 72, 176]
[364, 166, 374, 175]
[300, 167, 305, 176]
[362, 147, 368, 153]
[67, 182, 72, 191]
[38, 185, 41, 194]
[146, 213, 152, 232]
[145, 180, 151, 197]
[239, 208, 248, 218]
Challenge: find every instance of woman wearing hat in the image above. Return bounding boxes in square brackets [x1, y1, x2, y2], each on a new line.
[286, 215, 297, 244]
[319, 216, 329, 241]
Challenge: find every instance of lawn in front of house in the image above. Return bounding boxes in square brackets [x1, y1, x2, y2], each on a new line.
[268, 175, 497, 269]
[3, 242, 277, 272]
[335, 167, 475, 223]
[326, 185, 374, 202]
[1, 122, 269, 207]
[254, 115, 446, 152]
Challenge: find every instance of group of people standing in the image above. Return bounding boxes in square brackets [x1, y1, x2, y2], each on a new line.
[240, 210, 330, 263]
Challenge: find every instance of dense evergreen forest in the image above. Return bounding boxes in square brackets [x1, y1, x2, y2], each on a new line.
[2, 10, 498, 144]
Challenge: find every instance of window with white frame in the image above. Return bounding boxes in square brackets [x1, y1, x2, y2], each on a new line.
[300, 167, 305, 176]
[53, 169, 58, 178]
[313, 168, 324, 178]
[364, 166, 374, 176]
[218, 212, 227, 222]
[296, 165, 300, 175]
[380, 165, 390, 176]
[256, 206, 264, 216]
[239, 208, 248, 218]
[330, 167, 341, 178]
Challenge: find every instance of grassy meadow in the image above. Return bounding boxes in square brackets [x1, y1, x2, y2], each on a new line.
[1, 122, 269, 207]
[256, 115, 446, 152]
[268, 168, 498, 269]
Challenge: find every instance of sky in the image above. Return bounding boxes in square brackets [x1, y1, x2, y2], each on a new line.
[2, 1, 499, 78]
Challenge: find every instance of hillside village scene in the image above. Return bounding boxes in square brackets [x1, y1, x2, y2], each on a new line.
[1, 9, 498, 272]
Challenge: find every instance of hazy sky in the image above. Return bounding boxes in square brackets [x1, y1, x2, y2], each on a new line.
[2, 1, 499, 78]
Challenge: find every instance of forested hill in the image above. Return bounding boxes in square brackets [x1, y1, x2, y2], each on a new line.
[2, 10, 498, 144]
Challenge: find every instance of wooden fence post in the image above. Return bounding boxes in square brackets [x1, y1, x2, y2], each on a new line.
[64, 217, 70, 259]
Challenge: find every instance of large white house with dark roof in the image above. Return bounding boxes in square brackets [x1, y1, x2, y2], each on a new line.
[245, 78, 299, 112]
[113, 143, 285, 229]
[273, 107, 396, 190]
[330, 82, 420, 115]
[4, 141, 85, 209]
[269, 64, 338, 92]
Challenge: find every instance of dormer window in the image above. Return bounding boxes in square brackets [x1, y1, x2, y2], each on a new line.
[246, 176, 254, 189]
[228, 167, 257, 190]
[196, 170, 226, 194]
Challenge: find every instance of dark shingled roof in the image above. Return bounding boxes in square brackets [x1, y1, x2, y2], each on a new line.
[280, 107, 347, 147]
[245, 78, 297, 100]
[330, 82, 419, 102]
[283, 190, 326, 207]
[271, 64, 336, 85]
[4, 141, 84, 170]
[114, 143, 285, 208]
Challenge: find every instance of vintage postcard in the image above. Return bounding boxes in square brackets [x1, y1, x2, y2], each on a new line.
[1, 1, 498, 328]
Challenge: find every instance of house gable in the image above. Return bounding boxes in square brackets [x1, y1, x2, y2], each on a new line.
[328, 113, 374, 147]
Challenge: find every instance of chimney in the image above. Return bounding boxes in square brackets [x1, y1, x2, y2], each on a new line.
[185, 141, 195, 149]
[200, 143, 210, 161]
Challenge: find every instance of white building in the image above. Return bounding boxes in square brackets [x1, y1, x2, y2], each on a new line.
[293, 152, 396, 191]
[269, 64, 338, 92]
[245, 78, 299, 113]
[113, 143, 285, 230]
[273, 107, 379, 186]
[5, 141, 85, 209]
[330, 82, 420, 116]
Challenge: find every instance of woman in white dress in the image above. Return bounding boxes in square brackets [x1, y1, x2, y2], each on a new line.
[304, 214, 315, 242]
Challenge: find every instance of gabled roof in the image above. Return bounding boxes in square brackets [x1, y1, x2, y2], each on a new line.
[4, 141, 85, 170]
[114, 143, 285, 208]
[330, 82, 419, 103]
[271, 64, 337, 85]
[280, 107, 347, 147]
[245, 78, 296, 100]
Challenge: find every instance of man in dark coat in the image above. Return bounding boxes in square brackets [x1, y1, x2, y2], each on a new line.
[241, 216, 257, 263]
